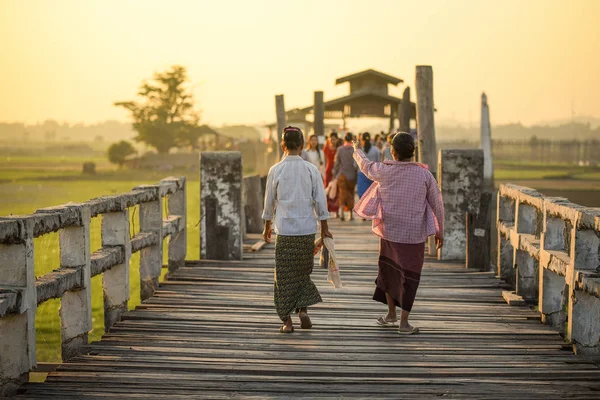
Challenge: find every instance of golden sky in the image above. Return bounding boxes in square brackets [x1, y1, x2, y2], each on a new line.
[1, 0, 599, 127]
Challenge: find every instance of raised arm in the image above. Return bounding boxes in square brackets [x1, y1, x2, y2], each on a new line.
[352, 148, 381, 181]
[261, 168, 277, 243]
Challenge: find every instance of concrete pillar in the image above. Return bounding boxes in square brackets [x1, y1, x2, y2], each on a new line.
[480, 93, 494, 191]
[437, 149, 484, 260]
[59, 204, 92, 361]
[166, 178, 186, 274]
[0, 218, 35, 396]
[466, 192, 492, 270]
[243, 175, 264, 234]
[498, 234, 515, 285]
[200, 152, 243, 260]
[539, 268, 567, 330]
[399, 87, 411, 133]
[137, 186, 163, 301]
[416, 66, 437, 177]
[101, 210, 131, 331]
[515, 249, 539, 301]
[275, 94, 286, 159]
[314, 91, 324, 138]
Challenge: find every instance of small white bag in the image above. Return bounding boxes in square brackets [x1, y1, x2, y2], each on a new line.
[315, 237, 343, 289]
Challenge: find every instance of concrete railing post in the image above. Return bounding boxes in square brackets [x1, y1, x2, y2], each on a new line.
[165, 178, 187, 274]
[437, 149, 484, 261]
[200, 152, 243, 260]
[514, 202, 540, 301]
[58, 204, 92, 361]
[0, 218, 35, 396]
[101, 210, 131, 331]
[243, 175, 264, 235]
[137, 186, 163, 301]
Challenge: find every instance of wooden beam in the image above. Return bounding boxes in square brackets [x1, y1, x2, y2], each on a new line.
[313, 91, 324, 138]
[415, 66, 437, 178]
[275, 95, 286, 159]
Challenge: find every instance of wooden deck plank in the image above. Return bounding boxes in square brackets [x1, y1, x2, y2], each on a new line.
[18, 219, 600, 398]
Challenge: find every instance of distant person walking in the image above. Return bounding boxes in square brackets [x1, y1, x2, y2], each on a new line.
[304, 134, 325, 176]
[262, 126, 332, 333]
[333, 132, 358, 221]
[323, 131, 339, 187]
[382, 133, 395, 161]
[356, 132, 381, 198]
[353, 132, 444, 334]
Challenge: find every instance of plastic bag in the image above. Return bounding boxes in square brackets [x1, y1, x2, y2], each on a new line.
[315, 237, 343, 289]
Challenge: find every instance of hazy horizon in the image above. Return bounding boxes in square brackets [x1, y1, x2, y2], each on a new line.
[1, 0, 599, 127]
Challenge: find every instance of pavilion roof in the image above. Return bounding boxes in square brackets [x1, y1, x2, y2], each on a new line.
[335, 69, 403, 86]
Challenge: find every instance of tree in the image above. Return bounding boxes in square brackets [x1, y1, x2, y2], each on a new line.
[114, 65, 203, 153]
[107, 140, 136, 167]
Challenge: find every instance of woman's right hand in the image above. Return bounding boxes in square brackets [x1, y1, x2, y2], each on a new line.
[435, 234, 444, 249]
[262, 222, 272, 243]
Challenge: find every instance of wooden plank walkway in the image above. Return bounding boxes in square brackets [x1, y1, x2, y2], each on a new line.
[18, 220, 600, 399]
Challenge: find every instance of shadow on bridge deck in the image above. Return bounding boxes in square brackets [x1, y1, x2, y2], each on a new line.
[18, 220, 600, 399]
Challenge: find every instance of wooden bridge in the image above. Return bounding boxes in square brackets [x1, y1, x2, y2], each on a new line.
[12, 219, 600, 399]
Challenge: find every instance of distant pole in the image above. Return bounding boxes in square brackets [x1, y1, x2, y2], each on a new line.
[415, 66, 437, 178]
[400, 86, 411, 133]
[275, 94, 286, 159]
[480, 93, 494, 191]
[314, 91, 325, 139]
[388, 106, 395, 133]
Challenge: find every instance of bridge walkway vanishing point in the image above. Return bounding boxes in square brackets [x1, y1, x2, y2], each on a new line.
[17, 220, 600, 399]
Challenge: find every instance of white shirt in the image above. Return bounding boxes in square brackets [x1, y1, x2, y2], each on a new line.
[304, 149, 325, 176]
[262, 155, 329, 236]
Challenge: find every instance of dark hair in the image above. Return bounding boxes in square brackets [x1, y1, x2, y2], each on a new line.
[329, 131, 338, 139]
[387, 133, 396, 144]
[282, 126, 304, 151]
[344, 132, 353, 142]
[306, 134, 322, 164]
[392, 132, 415, 160]
[336, 138, 344, 147]
[361, 132, 372, 153]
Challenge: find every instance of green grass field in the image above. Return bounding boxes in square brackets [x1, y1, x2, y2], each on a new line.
[0, 156, 200, 365]
[0, 155, 598, 368]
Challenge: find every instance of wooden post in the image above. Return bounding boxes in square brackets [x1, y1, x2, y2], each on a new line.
[466, 192, 492, 270]
[58, 204, 92, 360]
[481, 93, 494, 191]
[0, 218, 35, 395]
[137, 186, 163, 302]
[388, 105, 395, 133]
[416, 66, 437, 178]
[314, 91, 325, 138]
[102, 209, 131, 331]
[399, 87, 411, 133]
[200, 152, 243, 260]
[275, 94, 286, 159]
[166, 178, 186, 274]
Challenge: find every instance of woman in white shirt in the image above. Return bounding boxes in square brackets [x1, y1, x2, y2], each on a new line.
[304, 134, 325, 176]
[262, 126, 333, 333]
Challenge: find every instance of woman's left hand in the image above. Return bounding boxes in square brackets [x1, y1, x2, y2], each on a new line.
[352, 140, 361, 151]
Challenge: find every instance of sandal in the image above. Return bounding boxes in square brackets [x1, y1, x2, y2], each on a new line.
[398, 326, 420, 335]
[299, 313, 312, 329]
[376, 316, 398, 327]
[279, 325, 294, 333]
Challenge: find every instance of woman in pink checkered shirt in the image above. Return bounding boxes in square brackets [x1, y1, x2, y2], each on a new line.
[352, 132, 444, 334]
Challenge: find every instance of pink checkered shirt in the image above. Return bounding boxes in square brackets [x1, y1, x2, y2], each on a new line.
[353, 149, 444, 244]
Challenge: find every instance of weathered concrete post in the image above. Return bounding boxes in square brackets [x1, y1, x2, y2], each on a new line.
[416, 66, 437, 177]
[314, 91, 325, 138]
[0, 218, 36, 396]
[200, 152, 243, 260]
[101, 209, 131, 331]
[399, 86, 411, 133]
[136, 185, 163, 301]
[497, 194, 516, 285]
[437, 149, 484, 261]
[275, 94, 286, 159]
[480, 93, 494, 191]
[243, 175, 264, 234]
[165, 177, 186, 274]
[466, 192, 492, 270]
[514, 202, 540, 301]
[58, 204, 92, 360]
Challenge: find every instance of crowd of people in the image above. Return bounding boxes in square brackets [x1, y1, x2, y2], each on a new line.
[301, 130, 403, 221]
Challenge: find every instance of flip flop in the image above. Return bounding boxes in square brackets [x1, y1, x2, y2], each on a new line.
[398, 326, 420, 335]
[376, 316, 398, 327]
[299, 313, 312, 329]
[279, 325, 294, 333]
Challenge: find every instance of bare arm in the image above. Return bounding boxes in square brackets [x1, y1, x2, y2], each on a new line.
[426, 174, 445, 248]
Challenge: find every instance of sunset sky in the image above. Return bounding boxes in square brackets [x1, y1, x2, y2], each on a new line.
[1, 0, 599, 127]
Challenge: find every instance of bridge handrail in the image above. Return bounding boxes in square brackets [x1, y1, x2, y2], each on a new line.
[497, 183, 600, 353]
[0, 176, 186, 392]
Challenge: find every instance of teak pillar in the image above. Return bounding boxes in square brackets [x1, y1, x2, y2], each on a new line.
[275, 94, 286, 159]
[416, 66, 437, 178]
